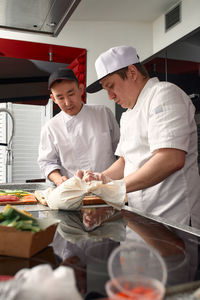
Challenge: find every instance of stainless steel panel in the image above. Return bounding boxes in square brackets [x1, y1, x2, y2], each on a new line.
[122, 205, 200, 237]
[0, 0, 81, 36]
[0, 182, 51, 192]
[165, 280, 200, 299]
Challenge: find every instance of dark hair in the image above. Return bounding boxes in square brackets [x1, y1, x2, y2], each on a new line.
[50, 78, 79, 90]
[112, 63, 149, 79]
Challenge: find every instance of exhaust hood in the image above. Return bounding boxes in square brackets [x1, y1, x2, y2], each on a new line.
[0, 0, 81, 37]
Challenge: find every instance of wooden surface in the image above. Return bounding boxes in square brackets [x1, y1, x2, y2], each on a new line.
[82, 195, 105, 205]
[0, 192, 105, 206]
[34, 190, 106, 206]
[0, 200, 37, 205]
[0, 194, 38, 205]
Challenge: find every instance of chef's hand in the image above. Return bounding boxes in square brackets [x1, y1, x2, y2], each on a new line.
[75, 170, 111, 184]
[84, 171, 112, 184]
[75, 169, 85, 179]
[75, 169, 95, 181]
[55, 175, 68, 186]
[48, 170, 68, 186]
[51, 175, 68, 186]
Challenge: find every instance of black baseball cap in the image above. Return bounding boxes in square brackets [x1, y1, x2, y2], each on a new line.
[48, 68, 79, 90]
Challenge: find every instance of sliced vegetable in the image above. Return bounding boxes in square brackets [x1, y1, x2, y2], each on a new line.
[0, 195, 19, 202]
[20, 194, 37, 202]
[0, 205, 41, 232]
[0, 190, 37, 204]
[2, 204, 35, 220]
[0, 189, 31, 198]
[0, 216, 19, 227]
[0, 213, 5, 221]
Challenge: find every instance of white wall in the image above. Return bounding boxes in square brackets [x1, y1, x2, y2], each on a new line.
[0, 0, 199, 113]
[65, 21, 153, 112]
[0, 21, 152, 114]
[153, 0, 200, 54]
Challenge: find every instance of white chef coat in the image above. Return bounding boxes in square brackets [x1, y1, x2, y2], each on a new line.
[116, 77, 200, 229]
[38, 104, 120, 179]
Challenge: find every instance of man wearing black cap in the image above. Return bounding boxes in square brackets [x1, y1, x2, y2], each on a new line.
[38, 68, 120, 186]
[78, 45, 200, 231]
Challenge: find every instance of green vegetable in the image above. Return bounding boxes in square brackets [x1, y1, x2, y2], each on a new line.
[0, 205, 41, 233]
[0, 216, 19, 227]
[0, 189, 30, 198]
[2, 204, 35, 221]
[0, 213, 4, 222]
[16, 221, 41, 232]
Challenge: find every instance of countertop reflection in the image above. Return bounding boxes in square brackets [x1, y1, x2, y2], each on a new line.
[32, 206, 200, 293]
[1, 204, 200, 299]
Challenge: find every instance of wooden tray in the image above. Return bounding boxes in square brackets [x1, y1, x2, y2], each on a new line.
[82, 195, 106, 205]
[0, 194, 38, 205]
[34, 190, 106, 206]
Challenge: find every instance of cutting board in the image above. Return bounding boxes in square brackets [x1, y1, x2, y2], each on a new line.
[34, 190, 105, 206]
[0, 194, 38, 205]
[82, 194, 106, 205]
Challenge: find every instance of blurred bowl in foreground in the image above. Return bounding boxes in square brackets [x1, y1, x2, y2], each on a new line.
[108, 241, 167, 285]
[105, 275, 165, 300]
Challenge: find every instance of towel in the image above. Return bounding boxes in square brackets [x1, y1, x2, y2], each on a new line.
[46, 176, 127, 211]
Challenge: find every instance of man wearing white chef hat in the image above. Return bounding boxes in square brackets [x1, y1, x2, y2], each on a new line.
[38, 68, 120, 186]
[80, 45, 200, 230]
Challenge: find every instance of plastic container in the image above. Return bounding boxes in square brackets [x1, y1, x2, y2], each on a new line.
[105, 275, 165, 300]
[108, 241, 168, 285]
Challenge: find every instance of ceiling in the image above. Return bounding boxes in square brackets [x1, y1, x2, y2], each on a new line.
[70, 0, 179, 22]
[0, 0, 180, 36]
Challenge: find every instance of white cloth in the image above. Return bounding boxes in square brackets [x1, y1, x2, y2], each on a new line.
[38, 104, 120, 178]
[46, 176, 127, 210]
[116, 77, 200, 228]
[14, 265, 82, 300]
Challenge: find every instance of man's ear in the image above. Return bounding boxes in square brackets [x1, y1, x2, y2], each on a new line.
[50, 93, 57, 104]
[128, 64, 138, 80]
[79, 83, 85, 96]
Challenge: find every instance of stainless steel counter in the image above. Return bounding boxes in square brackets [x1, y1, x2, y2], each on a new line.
[1, 181, 200, 236]
[123, 205, 200, 238]
[0, 182, 51, 191]
[1, 182, 200, 299]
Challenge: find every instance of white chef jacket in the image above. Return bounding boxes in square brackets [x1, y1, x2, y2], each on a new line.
[116, 77, 200, 229]
[38, 104, 120, 179]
